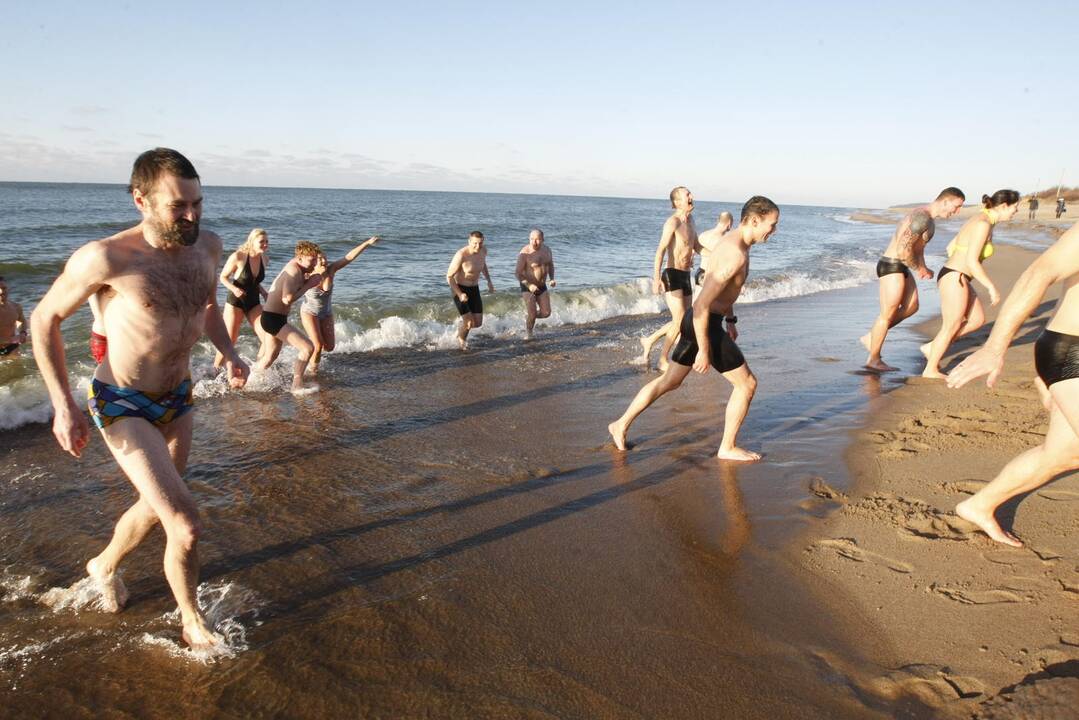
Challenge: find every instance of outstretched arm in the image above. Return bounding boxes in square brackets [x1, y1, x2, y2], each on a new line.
[30, 242, 108, 456]
[282, 265, 323, 306]
[329, 236, 380, 274]
[949, 224, 1079, 388]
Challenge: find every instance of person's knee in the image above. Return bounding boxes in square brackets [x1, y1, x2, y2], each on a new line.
[905, 298, 920, 316]
[166, 512, 201, 551]
[298, 338, 314, 361]
[734, 369, 758, 396]
[323, 338, 336, 352]
[472, 315, 484, 328]
[537, 307, 551, 319]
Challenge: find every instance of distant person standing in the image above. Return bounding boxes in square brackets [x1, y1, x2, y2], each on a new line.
[300, 235, 380, 372]
[638, 186, 698, 371]
[447, 231, 495, 349]
[1028, 194, 1039, 220]
[859, 187, 966, 372]
[515, 229, 555, 338]
[0, 276, 27, 357]
[1057, 197, 1067, 219]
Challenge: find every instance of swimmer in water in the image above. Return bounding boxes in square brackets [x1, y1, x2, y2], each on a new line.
[0, 276, 27, 358]
[447, 231, 495, 350]
[515, 229, 556, 339]
[254, 240, 324, 391]
[860, 187, 966, 372]
[214, 228, 270, 369]
[921, 190, 1019, 378]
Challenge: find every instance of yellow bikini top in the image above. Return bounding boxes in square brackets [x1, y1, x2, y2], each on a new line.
[946, 208, 996, 260]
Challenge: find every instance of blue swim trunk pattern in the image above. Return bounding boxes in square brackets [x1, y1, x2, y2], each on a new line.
[87, 376, 194, 429]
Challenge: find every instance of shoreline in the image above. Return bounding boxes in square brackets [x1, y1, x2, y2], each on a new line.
[793, 240, 1079, 717]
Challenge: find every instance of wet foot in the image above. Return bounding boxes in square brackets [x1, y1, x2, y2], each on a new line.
[86, 557, 128, 613]
[864, 359, 899, 372]
[716, 447, 762, 462]
[921, 369, 947, 379]
[457, 336, 469, 350]
[859, 334, 871, 352]
[919, 342, 931, 359]
[637, 337, 651, 369]
[955, 499, 1022, 547]
[181, 618, 221, 649]
[608, 421, 628, 451]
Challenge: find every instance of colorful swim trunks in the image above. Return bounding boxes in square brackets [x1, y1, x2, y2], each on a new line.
[87, 376, 194, 429]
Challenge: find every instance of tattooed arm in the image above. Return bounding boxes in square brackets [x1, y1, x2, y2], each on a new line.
[897, 209, 933, 279]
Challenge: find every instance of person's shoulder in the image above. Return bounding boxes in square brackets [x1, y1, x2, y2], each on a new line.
[518, 244, 531, 254]
[200, 230, 223, 252]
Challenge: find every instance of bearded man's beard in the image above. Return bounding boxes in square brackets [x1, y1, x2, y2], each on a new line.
[150, 215, 199, 247]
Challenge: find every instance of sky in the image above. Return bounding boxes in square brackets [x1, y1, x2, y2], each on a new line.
[0, 0, 1074, 207]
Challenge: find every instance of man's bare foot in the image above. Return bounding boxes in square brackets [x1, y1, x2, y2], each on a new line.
[859, 333, 871, 352]
[921, 369, 947, 379]
[306, 363, 320, 376]
[86, 557, 128, 613]
[1035, 376, 1053, 411]
[457, 336, 468, 350]
[716, 447, 761, 462]
[181, 617, 221, 649]
[608, 421, 628, 451]
[864, 359, 899, 372]
[919, 342, 931, 359]
[955, 498, 1022, 547]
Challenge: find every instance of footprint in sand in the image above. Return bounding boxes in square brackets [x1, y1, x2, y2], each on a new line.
[1036, 489, 1079, 502]
[901, 512, 978, 541]
[940, 479, 987, 495]
[814, 538, 913, 574]
[932, 585, 1024, 605]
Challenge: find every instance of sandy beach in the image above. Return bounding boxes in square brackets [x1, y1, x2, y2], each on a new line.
[794, 240, 1079, 718]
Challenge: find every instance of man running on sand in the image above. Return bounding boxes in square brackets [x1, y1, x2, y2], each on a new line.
[30, 148, 249, 649]
[860, 187, 965, 371]
[254, 241, 323, 391]
[447, 231, 495, 349]
[610, 196, 780, 461]
[695, 211, 734, 286]
[515, 228, 556, 338]
[0, 277, 27, 357]
[638, 187, 698, 371]
[948, 222, 1079, 547]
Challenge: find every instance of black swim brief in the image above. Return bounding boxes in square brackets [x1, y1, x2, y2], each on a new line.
[453, 285, 483, 316]
[1035, 329, 1079, 388]
[936, 266, 972, 284]
[661, 268, 693, 297]
[260, 310, 289, 336]
[0, 343, 19, 356]
[669, 308, 746, 373]
[876, 257, 912, 279]
[519, 281, 548, 297]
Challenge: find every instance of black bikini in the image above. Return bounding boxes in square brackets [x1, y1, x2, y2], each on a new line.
[226, 256, 265, 312]
[936, 266, 972, 284]
[1035, 329, 1079, 387]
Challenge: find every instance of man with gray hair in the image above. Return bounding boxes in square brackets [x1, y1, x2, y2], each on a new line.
[515, 228, 556, 338]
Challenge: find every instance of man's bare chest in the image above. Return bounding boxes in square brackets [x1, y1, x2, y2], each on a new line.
[112, 255, 214, 317]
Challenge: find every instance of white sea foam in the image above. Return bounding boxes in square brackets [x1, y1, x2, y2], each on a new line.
[140, 581, 263, 663]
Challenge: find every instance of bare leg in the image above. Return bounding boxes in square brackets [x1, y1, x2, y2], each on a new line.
[275, 324, 315, 390]
[254, 336, 283, 369]
[956, 378, 1079, 546]
[657, 291, 690, 373]
[457, 315, 472, 349]
[214, 304, 245, 368]
[300, 311, 323, 373]
[863, 274, 918, 371]
[608, 362, 692, 450]
[922, 276, 970, 378]
[95, 414, 216, 646]
[639, 324, 670, 369]
[319, 315, 336, 352]
[522, 292, 538, 338]
[716, 364, 760, 461]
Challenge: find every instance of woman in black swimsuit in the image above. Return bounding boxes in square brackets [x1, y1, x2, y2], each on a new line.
[214, 228, 270, 368]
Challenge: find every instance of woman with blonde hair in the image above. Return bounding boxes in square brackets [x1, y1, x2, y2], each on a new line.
[921, 189, 1020, 378]
[214, 228, 270, 368]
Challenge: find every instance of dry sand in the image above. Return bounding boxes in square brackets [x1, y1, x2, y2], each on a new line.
[853, 201, 1077, 239]
[792, 242, 1079, 718]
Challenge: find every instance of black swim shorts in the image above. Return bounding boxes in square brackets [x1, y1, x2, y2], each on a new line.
[453, 285, 483, 316]
[1035, 329, 1079, 388]
[260, 310, 289, 336]
[661, 268, 693, 296]
[519, 281, 548, 297]
[876, 256, 912, 279]
[669, 309, 746, 373]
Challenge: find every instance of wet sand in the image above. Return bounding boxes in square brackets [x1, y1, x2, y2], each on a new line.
[795, 243, 1079, 717]
[0, 271, 942, 718]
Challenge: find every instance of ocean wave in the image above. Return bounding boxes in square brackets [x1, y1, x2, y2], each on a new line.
[0, 261, 64, 277]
